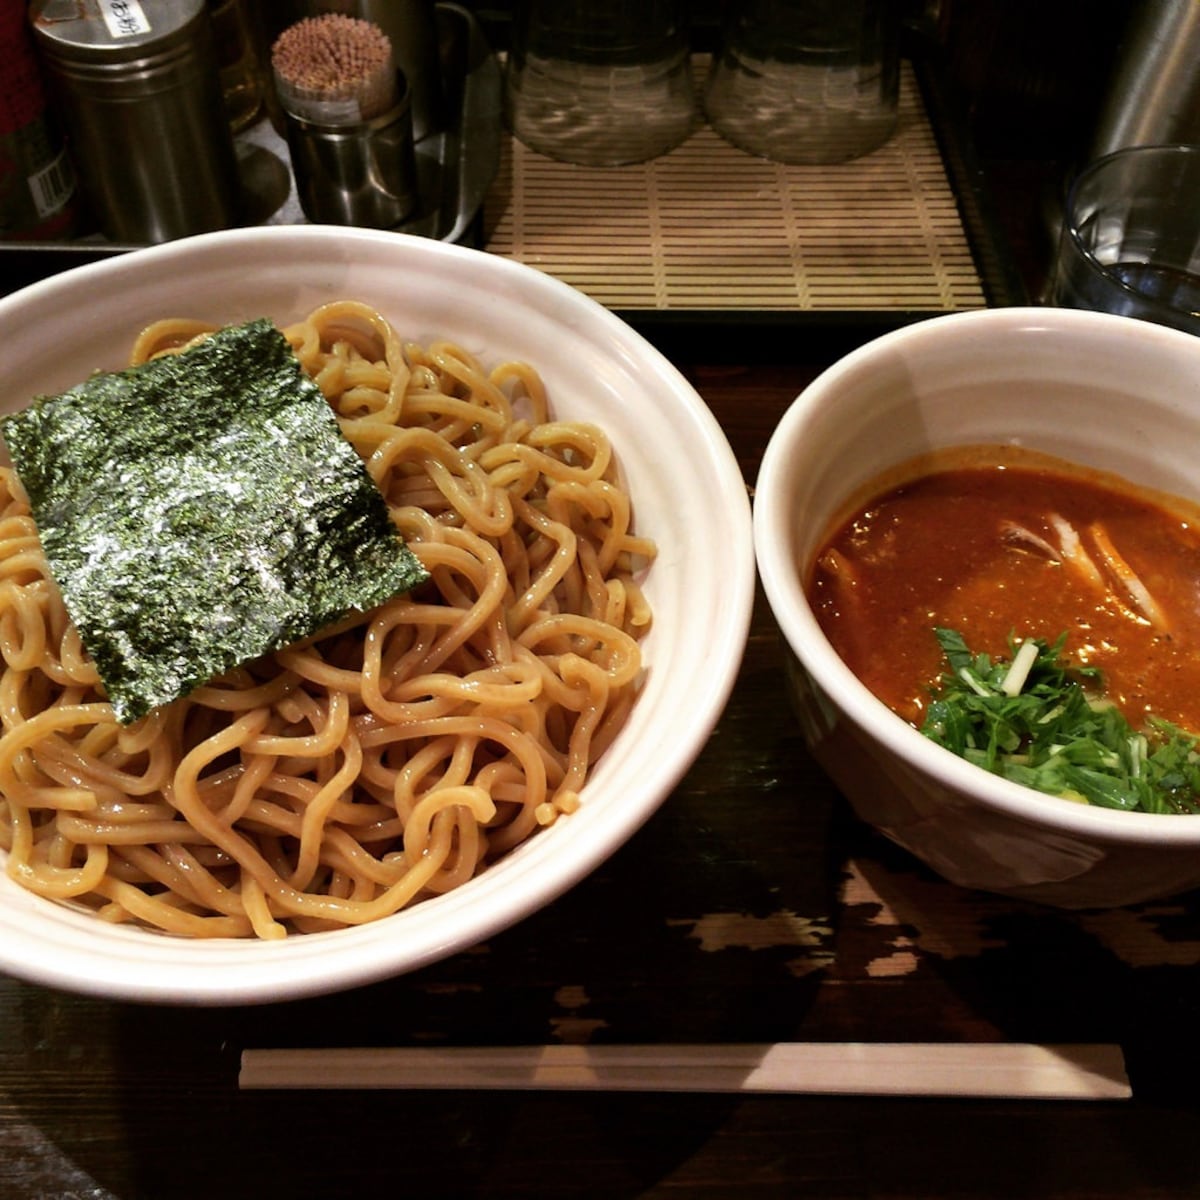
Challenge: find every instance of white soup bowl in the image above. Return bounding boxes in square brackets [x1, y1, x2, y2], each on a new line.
[754, 306, 1200, 908]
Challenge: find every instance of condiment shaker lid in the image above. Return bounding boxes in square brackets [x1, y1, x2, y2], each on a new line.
[30, 0, 205, 63]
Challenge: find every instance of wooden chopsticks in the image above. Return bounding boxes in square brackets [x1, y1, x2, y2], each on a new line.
[239, 1042, 1131, 1099]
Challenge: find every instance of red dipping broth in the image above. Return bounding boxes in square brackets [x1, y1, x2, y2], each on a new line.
[806, 444, 1200, 734]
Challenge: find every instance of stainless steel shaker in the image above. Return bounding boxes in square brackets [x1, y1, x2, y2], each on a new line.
[29, 0, 241, 244]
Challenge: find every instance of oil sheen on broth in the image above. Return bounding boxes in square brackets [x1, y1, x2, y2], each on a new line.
[807, 445, 1200, 733]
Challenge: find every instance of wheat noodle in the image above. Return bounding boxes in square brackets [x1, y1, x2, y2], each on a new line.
[0, 301, 654, 938]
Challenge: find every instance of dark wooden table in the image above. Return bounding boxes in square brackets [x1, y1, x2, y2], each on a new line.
[2, 343, 1200, 1199]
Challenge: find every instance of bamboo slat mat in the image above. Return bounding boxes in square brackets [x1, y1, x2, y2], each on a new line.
[482, 61, 987, 312]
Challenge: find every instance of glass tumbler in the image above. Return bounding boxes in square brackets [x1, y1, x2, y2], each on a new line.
[1049, 144, 1200, 336]
[704, 0, 899, 164]
[505, 0, 696, 167]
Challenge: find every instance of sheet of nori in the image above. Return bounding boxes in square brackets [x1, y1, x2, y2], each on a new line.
[0, 318, 427, 724]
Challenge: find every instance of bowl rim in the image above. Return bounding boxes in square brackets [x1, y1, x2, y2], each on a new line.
[0, 224, 757, 1002]
[753, 304, 1200, 848]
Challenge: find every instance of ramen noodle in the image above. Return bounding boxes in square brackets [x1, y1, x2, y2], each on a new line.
[0, 301, 655, 939]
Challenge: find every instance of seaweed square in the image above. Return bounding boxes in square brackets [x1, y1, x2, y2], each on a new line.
[1, 318, 427, 723]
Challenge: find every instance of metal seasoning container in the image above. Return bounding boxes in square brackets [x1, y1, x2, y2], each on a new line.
[271, 13, 417, 228]
[29, 0, 241, 244]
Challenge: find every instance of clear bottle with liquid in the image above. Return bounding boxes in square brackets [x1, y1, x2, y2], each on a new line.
[704, 0, 900, 164]
[505, 0, 697, 167]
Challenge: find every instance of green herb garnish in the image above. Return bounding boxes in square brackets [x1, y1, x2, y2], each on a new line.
[921, 628, 1200, 814]
[1, 318, 428, 724]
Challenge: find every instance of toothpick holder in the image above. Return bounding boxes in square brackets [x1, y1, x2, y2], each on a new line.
[283, 72, 418, 228]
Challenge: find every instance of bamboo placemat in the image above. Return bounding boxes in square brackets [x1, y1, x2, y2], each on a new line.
[482, 62, 987, 313]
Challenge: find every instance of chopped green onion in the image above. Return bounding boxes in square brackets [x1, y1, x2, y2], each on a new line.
[1000, 638, 1040, 697]
[920, 628, 1200, 815]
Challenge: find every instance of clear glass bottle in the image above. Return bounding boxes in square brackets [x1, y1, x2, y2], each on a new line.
[704, 0, 900, 164]
[505, 0, 697, 167]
